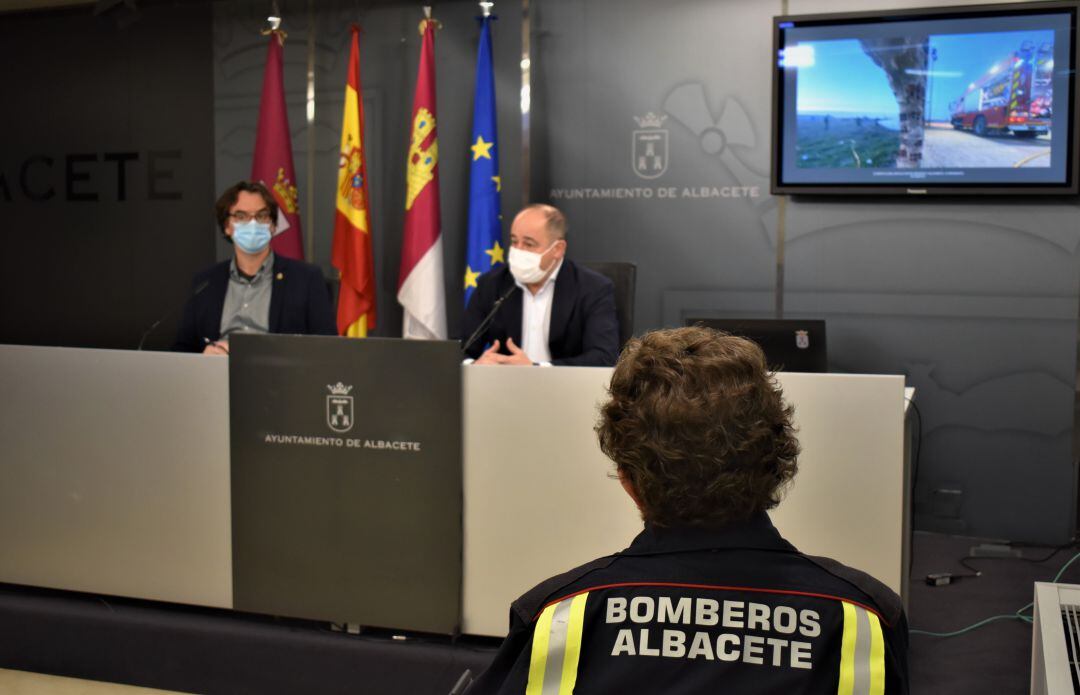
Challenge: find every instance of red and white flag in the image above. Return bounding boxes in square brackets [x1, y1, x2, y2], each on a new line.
[396, 15, 446, 339]
[252, 30, 304, 260]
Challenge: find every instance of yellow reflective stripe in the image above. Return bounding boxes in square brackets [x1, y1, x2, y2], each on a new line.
[837, 601, 857, 695]
[558, 593, 589, 693]
[526, 602, 557, 695]
[526, 593, 591, 695]
[867, 611, 886, 695]
[837, 601, 887, 695]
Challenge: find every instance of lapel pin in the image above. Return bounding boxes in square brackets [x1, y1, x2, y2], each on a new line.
[276, 272, 284, 280]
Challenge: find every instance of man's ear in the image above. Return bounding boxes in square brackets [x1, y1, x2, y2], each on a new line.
[619, 471, 643, 511]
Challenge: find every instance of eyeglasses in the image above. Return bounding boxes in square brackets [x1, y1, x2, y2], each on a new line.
[230, 209, 273, 224]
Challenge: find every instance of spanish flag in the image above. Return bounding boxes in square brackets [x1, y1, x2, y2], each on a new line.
[252, 30, 304, 260]
[396, 13, 447, 340]
[331, 26, 377, 337]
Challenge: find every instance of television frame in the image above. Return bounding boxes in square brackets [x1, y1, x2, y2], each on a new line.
[770, 0, 1080, 196]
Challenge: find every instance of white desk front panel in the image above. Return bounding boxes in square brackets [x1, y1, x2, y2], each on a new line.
[463, 367, 905, 636]
[0, 346, 232, 608]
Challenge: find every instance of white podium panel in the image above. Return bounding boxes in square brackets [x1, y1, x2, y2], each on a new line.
[462, 367, 906, 637]
[0, 346, 232, 608]
[768, 373, 906, 594]
[462, 366, 641, 637]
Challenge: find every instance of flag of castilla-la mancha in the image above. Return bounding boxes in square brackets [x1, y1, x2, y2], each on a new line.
[397, 15, 447, 340]
[331, 26, 377, 337]
[252, 29, 305, 260]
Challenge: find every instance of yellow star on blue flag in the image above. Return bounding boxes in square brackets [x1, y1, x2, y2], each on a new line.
[464, 16, 502, 306]
[464, 265, 481, 289]
[471, 135, 494, 161]
[484, 240, 504, 265]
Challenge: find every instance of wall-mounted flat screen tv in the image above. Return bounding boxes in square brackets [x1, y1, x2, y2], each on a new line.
[771, 1, 1078, 195]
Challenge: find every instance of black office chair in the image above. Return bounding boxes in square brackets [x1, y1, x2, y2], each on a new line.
[581, 261, 636, 350]
[325, 275, 340, 305]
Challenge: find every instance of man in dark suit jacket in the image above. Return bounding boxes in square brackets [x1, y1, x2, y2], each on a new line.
[462, 204, 619, 367]
[173, 181, 336, 353]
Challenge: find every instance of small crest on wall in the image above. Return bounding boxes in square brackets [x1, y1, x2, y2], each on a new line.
[632, 112, 668, 179]
[795, 330, 810, 350]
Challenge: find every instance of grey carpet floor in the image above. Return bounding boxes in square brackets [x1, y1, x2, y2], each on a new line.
[908, 530, 1080, 694]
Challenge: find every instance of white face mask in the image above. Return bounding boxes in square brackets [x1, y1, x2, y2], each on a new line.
[509, 242, 559, 285]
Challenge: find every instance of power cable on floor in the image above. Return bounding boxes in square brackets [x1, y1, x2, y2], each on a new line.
[910, 550, 1080, 638]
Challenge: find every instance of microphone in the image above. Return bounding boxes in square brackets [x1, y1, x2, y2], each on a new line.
[448, 669, 473, 695]
[137, 279, 210, 350]
[461, 284, 519, 356]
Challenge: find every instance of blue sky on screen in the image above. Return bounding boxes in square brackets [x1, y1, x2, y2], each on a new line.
[795, 30, 1053, 122]
[795, 39, 897, 117]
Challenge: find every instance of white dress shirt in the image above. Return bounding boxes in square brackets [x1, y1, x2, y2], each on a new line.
[516, 259, 563, 364]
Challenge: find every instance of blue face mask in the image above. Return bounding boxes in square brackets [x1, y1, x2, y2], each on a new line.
[232, 220, 272, 254]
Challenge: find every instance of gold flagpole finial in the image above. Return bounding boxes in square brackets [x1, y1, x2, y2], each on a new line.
[419, 6, 442, 34]
[480, 1, 494, 17]
[260, 27, 288, 44]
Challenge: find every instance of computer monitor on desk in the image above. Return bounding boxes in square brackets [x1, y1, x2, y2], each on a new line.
[684, 318, 828, 373]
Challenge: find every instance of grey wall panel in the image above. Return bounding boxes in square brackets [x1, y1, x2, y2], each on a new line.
[778, 49, 1080, 540]
[534, 0, 1080, 542]
[534, 0, 781, 337]
[0, 2, 216, 350]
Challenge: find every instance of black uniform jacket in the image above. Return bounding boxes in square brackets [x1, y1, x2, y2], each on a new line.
[470, 513, 909, 695]
[172, 254, 337, 352]
[461, 259, 620, 367]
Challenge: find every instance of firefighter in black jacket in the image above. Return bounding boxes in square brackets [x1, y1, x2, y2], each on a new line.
[470, 327, 909, 695]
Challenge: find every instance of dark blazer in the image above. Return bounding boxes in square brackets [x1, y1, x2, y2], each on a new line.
[173, 254, 337, 352]
[462, 259, 619, 367]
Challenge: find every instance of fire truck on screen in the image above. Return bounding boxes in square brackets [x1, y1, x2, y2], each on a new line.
[949, 41, 1053, 138]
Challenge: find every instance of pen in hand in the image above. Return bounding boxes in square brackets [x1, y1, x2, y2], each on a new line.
[202, 337, 230, 355]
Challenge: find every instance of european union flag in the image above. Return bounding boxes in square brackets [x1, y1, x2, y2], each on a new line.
[464, 16, 502, 306]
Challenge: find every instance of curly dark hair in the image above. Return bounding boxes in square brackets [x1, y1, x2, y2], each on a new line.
[214, 181, 278, 243]
[595, 326, 800, 528]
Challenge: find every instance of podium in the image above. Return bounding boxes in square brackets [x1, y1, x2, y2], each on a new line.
[0, 341, 909, 639]
[228, 335, 462, 633]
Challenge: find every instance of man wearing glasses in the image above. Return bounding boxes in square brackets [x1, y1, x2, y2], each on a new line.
[173, 181, 336, 353]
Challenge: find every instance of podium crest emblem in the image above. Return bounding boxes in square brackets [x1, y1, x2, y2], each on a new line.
[326, 382, 355, 433]
[795, 330, 810, 350]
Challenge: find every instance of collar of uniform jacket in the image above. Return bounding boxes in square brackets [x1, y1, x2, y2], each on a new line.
[619, 512, 797, 558]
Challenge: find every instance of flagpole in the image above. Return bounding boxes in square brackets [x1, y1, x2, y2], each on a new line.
[267, 1, 281, 31]
[305, 0, 316, 263]
[520, 0, 531, 204]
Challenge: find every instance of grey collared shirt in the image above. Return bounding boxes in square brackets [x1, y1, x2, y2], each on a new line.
[220, 252, 274, 338]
